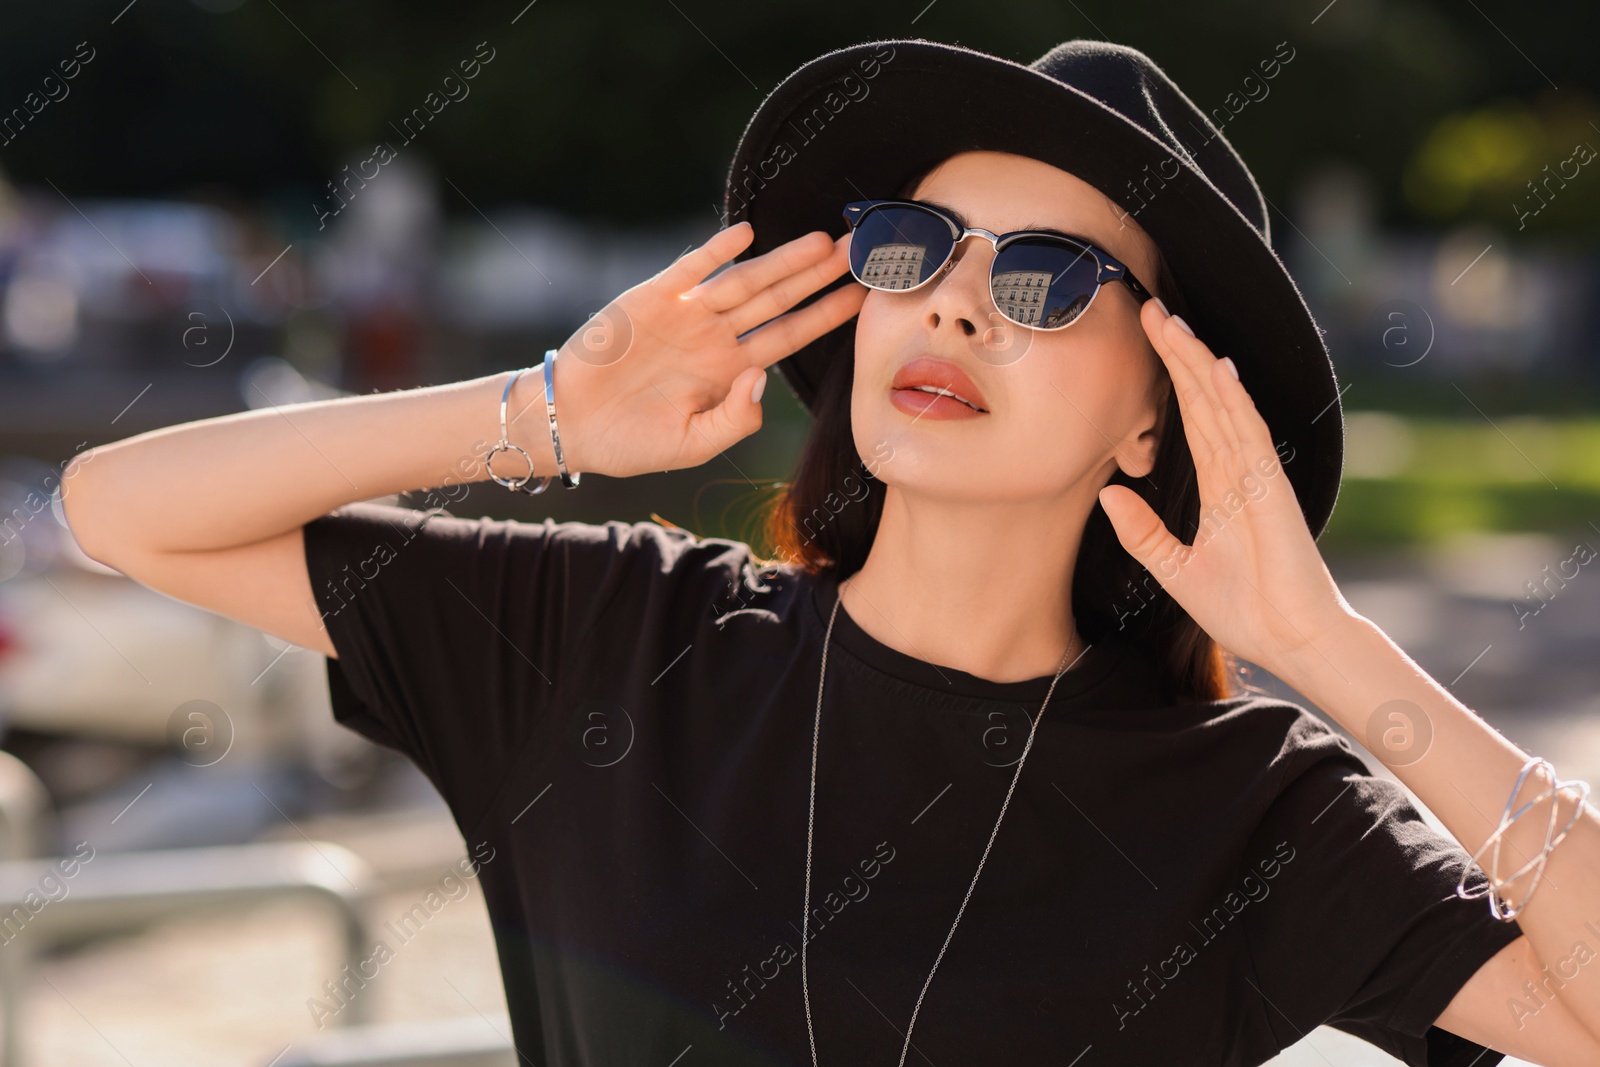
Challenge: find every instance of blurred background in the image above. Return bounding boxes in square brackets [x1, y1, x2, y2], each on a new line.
[0, 1, 1597, 1064]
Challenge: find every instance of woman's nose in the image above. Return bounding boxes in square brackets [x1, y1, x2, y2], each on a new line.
[922, 236, 994, 337]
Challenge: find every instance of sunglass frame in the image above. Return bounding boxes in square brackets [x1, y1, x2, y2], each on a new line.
[842, 198, 1155, 331]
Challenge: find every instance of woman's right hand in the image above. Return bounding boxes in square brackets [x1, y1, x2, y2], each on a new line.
[540, 222, 866, 480]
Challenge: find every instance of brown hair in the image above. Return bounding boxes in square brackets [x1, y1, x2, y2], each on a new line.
[741, 162, 1250, 706]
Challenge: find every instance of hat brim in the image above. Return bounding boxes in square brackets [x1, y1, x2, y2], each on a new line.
[723, 39, 1344, 539]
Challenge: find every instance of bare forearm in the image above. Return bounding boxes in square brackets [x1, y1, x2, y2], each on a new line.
[64, 366, 557, 559]
[1276, 614, 1600, 1037]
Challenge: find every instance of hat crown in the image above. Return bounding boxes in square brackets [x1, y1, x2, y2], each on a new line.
[1029, 40, 1269, 243]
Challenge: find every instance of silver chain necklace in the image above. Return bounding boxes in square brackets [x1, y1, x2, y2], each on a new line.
[802, 580, 1085, 1067]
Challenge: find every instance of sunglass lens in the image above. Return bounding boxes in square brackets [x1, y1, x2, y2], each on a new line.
[848, 205, 954, 291]
[991, 237, 1100, 329]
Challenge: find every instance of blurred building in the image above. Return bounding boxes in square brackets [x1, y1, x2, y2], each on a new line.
[0, 158, 705, 453]
[1285, 162, 1600, 388]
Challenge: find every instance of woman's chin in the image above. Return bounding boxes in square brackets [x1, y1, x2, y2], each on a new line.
[856, 431, 977, 484]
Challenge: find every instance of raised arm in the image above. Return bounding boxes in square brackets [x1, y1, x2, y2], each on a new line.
[58, 368, 572, 657]
[57, 222, 863, 656]
[63, 370, 559, 561]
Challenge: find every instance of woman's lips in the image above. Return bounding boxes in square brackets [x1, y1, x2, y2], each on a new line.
[890, 387, 988, 420]
[890, 357, 989, 416]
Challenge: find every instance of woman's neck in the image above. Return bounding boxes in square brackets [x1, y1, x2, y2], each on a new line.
[838, 487, 1088, 684]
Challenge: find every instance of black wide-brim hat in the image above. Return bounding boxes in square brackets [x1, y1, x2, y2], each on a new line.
[722, 38, 1345, 540]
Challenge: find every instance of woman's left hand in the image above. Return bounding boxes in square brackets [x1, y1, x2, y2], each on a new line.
[1096, 299, 1358, 676]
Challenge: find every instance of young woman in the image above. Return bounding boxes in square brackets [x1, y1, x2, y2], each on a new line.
[61, 37, 1599, 1067]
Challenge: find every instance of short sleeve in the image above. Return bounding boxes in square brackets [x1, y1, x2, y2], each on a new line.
[1238, 719, 1524, 1067]
[302, 500, 675, 836]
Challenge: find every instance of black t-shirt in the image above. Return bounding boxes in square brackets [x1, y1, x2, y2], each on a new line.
[303, 501, 1524, 1067]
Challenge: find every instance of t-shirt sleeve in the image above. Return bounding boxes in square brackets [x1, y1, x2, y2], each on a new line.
[301, 500, 683, 836]
[1238, 713, 1524, 1067]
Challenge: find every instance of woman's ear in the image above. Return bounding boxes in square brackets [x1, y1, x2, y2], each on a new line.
[1116, 380, 1168, 480]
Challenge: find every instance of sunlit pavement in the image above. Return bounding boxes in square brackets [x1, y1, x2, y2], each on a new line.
[24, 796, 510, 1067]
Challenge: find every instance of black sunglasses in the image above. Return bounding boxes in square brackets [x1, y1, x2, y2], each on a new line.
[842, 199, 1153, 332]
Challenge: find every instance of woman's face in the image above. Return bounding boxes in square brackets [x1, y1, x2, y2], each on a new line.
[852, 150, 1169, 505]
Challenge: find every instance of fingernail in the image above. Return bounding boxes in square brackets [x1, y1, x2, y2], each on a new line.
[1221, 356, 1239, 381]
[1170, 314, 1195, 337]
[750, 371, 767, 405]
[1151, 297, 1169, 316]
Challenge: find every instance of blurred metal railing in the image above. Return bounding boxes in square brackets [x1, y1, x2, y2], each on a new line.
[269, 1015, 516, 1067]
[0, 754, 50, 866]
[0, 751, 376, 1067]
[0, 752, 49, 1067]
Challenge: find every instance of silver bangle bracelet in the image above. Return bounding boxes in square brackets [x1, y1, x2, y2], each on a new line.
[542, 348, 580, 489]
[485, 367, 552, 495]
[485, 348, 581, 494]
[1455, 755, 1591, 921]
